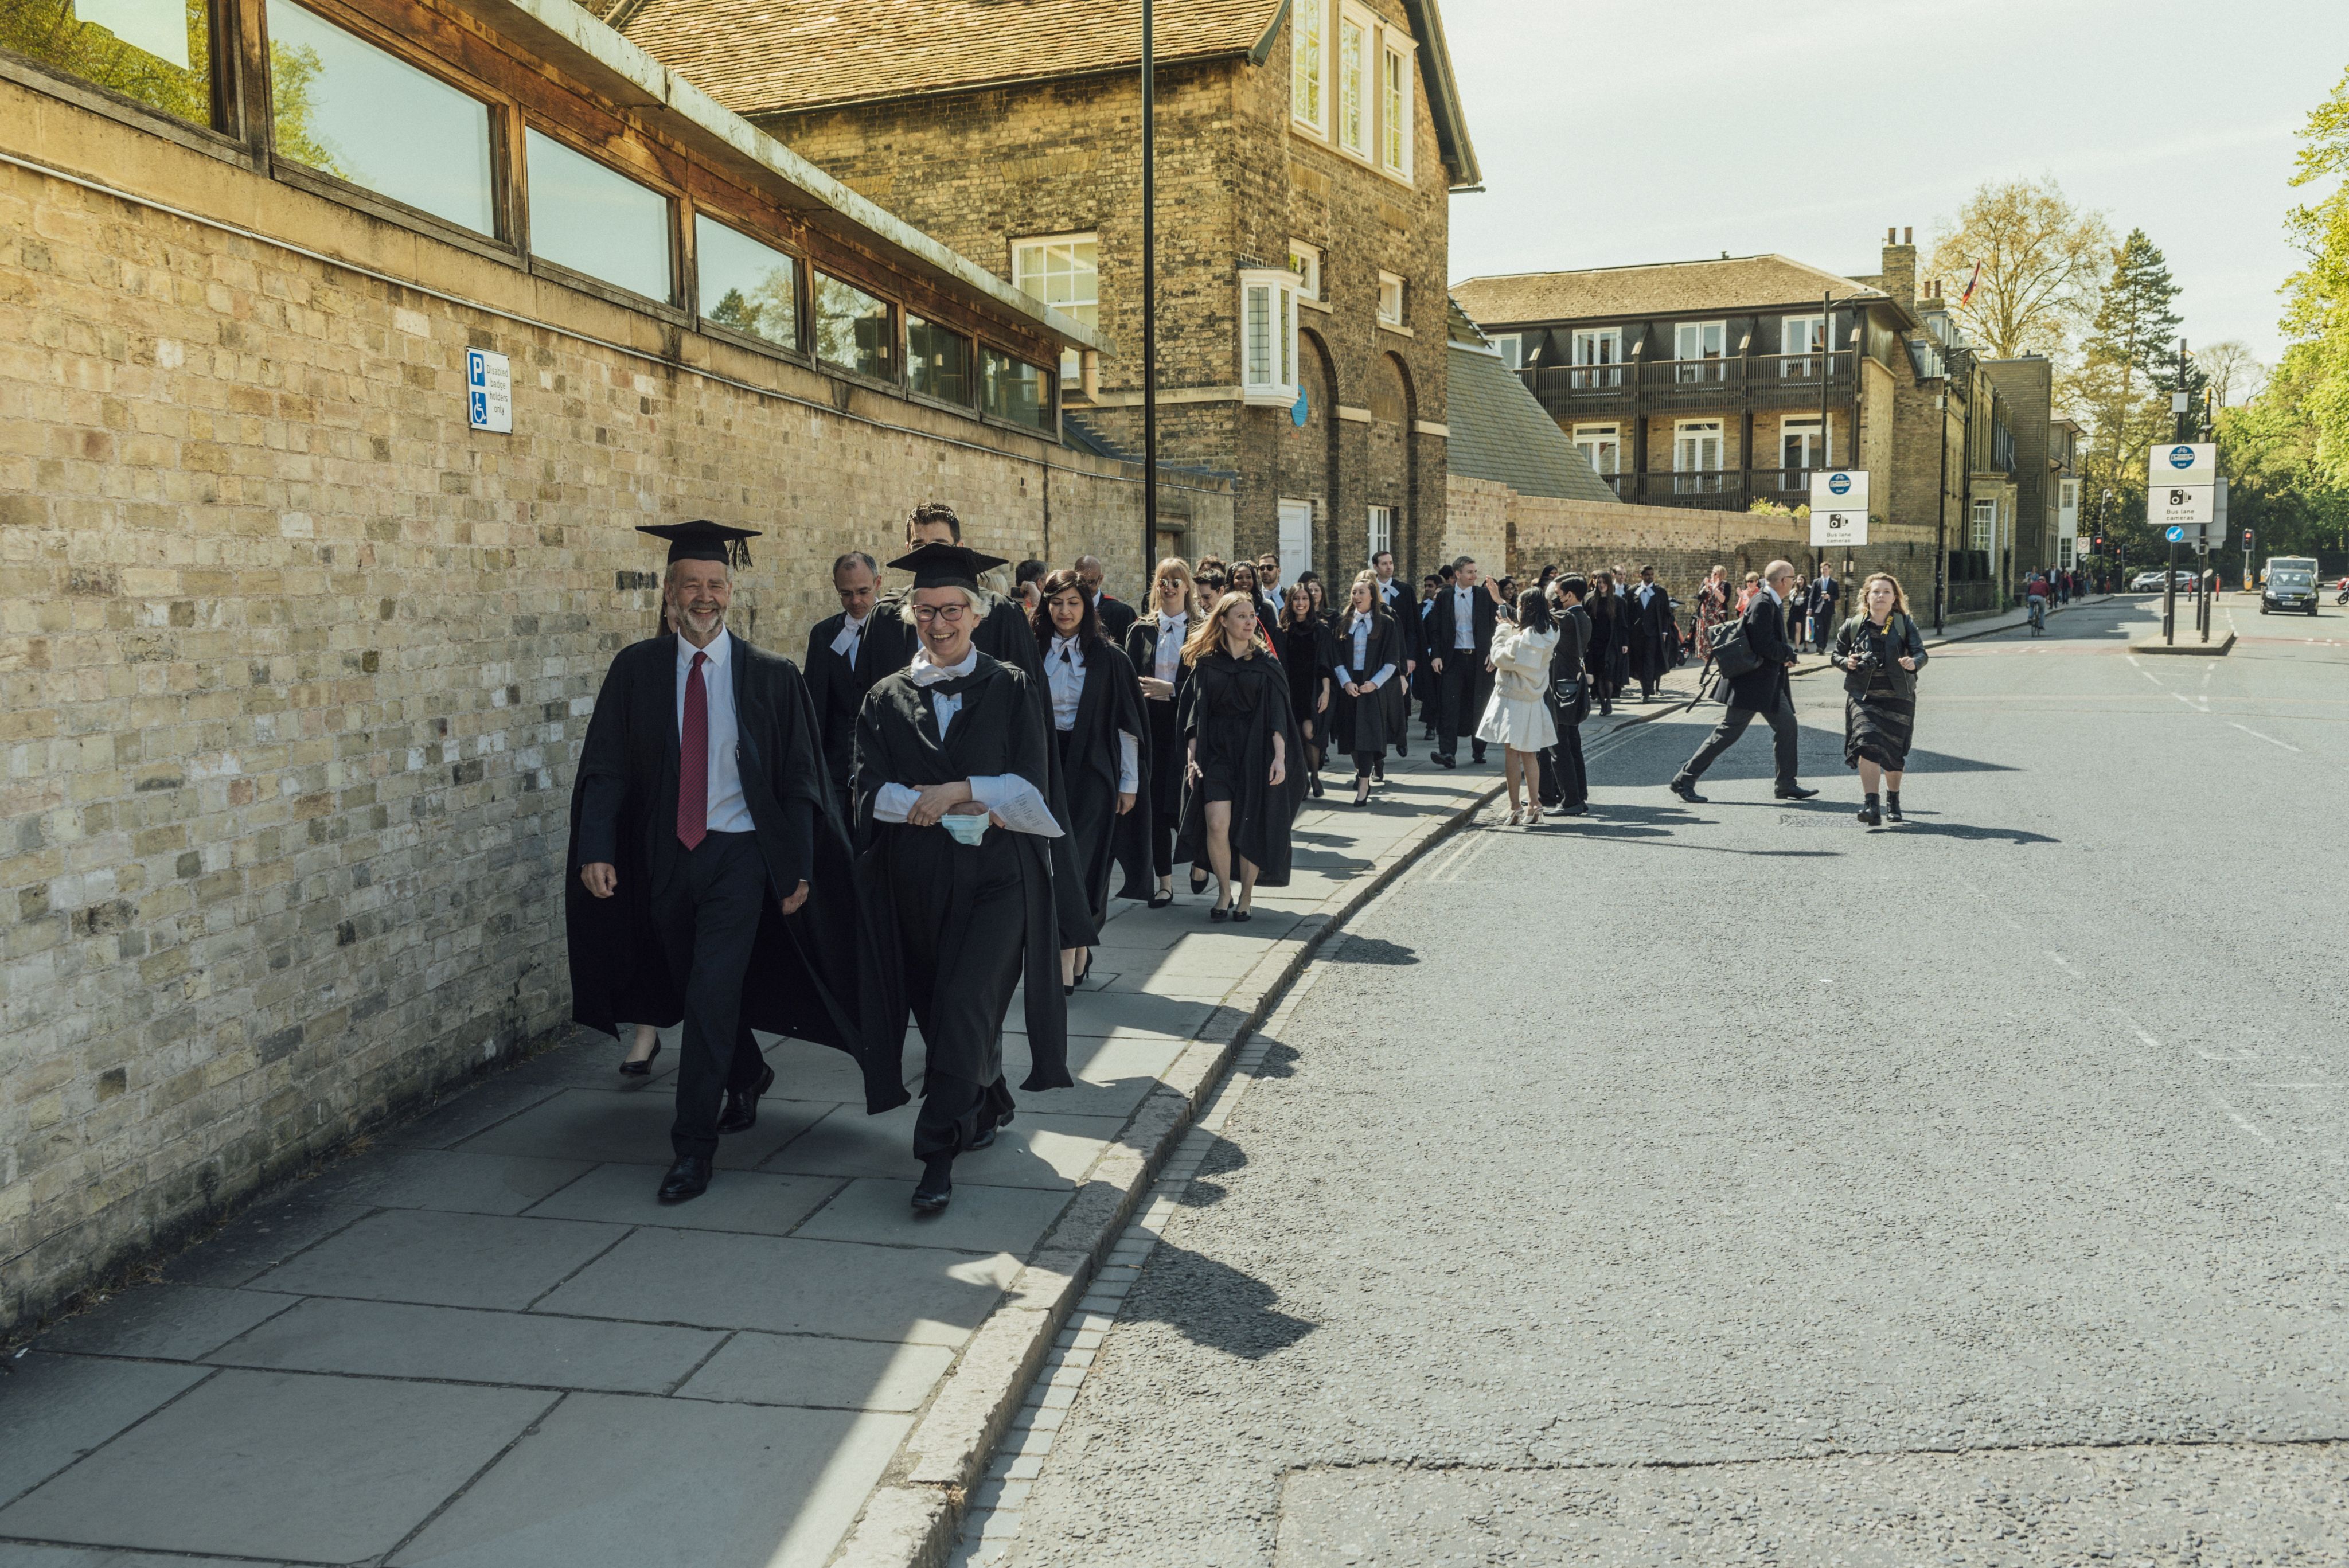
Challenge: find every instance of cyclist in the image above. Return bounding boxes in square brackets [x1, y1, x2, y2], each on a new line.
[2024, 571, 2049, 635]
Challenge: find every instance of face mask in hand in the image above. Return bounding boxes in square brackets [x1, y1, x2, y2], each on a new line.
[940, 811, 989, 845]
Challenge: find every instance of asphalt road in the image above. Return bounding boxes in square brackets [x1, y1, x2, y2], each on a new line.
[978, 595, 2349, 1566]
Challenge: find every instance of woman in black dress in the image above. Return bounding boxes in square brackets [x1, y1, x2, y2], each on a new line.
[1328, 570, 1403, 808]
[1177, 591, 1298, 922]
[1277, 582, 1332, 799]
[1585, 570, 1621, 716]
[1125, 557, 1198, 908]
[1031, 570, 1147, 988]
[1831, 571, 1927, 826]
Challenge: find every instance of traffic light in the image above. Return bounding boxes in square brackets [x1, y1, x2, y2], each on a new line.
[2242, 529, 2254, 550]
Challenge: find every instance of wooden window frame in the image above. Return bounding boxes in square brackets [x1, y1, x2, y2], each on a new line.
[690, 206, 811, 364]
[0, 0, 255, 168]
[907, 314, 978, 413]
[519, 121, 685, 316]
[1378, 33, 1413, 184]
[976, 338, 1058, 436]
[811, 268, 901, 389]
[1375, 270, 1405, 327]
[1335, 5, 1371, 161]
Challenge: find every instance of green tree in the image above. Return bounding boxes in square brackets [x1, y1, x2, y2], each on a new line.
[1926, 177, 2111, 379]
[2078, 228, 2186, 544]
[2217, 345, 2349, 563]
[2282, 64, 2349, 486]
[267, 41, 341, 177]
[0, 0, 211, 125]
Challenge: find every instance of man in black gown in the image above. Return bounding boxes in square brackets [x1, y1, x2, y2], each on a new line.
[1629, 564, 1675, 703]
[1074, 553, 1137, 642]
[569, 521, 895, 1204]
[803, 549, 884, 816]
[854, 542, 1071, 1214]
[1423, 556, 1498, 768]
[1371, 549, 1417, 760]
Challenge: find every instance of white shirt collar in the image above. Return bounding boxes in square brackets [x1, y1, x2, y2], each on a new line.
[678, 628, 730, 670]
[907, 645, 978, 687]
[1763, 583, 1784, 605]
[1049, 633, 1083, 658]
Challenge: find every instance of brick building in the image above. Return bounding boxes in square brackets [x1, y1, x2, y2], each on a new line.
[0, 0, 1232, 1328]
[602, 0, 1482, 589]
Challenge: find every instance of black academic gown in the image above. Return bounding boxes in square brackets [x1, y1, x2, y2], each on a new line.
[1122, 615, 1191, 888]
[1049, 638, 1153, 939]
[1629, 583, 1675, 685]
[803, 610, 886, 812]
[1094, 593, 1138, 643]
[1175, 649, 1305, 886]
[565, 633, 898, 1111]
[853, 654, 1071, 1124]
[1375, 579, 1420, 742]
[1328, 611, 1404, 759]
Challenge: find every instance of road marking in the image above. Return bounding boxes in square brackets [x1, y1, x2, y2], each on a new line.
[2228, 722, 2300, 752]
[2207, 1091, 2273, 1142]
[1421, 835, 1480, 883]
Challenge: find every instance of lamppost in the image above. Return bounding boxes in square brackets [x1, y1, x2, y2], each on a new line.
[1138, 0, 1157, 592]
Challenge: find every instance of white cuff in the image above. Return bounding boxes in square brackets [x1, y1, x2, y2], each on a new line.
[872, 782, 921, 823]
[1333, 664, 1353, 687]
[1369, 662, 1396, 689]
[1117, 732, 1140, 794]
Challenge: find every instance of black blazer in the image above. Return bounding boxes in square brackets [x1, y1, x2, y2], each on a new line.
[1422, 583, 1499, 664]
[1375, 577, 1422, 662]
[1715, 592, 1797, 711]
[1094, 592, 1138, 642]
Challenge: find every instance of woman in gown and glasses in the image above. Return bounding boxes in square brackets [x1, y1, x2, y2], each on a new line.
[1125, 557, 1199, 908]
[1029, 568, 1147, 992]
[853, 543, 1071, 1215]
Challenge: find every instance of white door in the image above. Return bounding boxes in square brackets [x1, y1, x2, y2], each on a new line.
[1674, 422, 1723, 493]
[1278, 499, 1314, 591]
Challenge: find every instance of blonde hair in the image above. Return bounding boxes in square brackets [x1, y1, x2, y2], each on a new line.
[1860, 572, 1911, 618]
[1181, 590, 1259, 666]
[1150, 556, 1199, 619]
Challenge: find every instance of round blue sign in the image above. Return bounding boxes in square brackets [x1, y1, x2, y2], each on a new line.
[1828, 473, 1851, 496]
[2166, 525, 2186, 541]
[2168, 446, 2195, 468]
[1290, 387, 1309, 428]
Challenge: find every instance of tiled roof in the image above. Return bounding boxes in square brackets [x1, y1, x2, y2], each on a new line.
[610, 0, 1282, 116]
[1451, 255, 1894, 329]
[608, 0, 1480, 185]
[1445, 304, 1616, 505]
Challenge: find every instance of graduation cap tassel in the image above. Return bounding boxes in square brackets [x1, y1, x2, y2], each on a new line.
[731, 538, 751, 570]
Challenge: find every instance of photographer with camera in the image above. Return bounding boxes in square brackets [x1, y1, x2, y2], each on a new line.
[1832, 572, 1927, 826]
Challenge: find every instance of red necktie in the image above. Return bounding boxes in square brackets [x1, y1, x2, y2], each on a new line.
[677, 651, 708, 851]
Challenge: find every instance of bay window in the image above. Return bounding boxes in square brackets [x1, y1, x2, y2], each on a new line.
[1238, 267, 1300, 408]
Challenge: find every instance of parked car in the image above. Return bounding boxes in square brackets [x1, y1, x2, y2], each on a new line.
[2128, 569, 2194, 593]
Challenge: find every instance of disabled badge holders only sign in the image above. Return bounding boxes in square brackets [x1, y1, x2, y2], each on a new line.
[466, 348, 512, 434]
[1808, 469, 1870, 547]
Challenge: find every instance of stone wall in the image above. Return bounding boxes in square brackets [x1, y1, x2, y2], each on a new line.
[0, 87, 1228, 1332]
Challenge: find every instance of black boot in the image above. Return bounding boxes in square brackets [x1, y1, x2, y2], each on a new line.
[912, 1156, 953, 1214]
[1857, 792, 1882, 827]
[1885, 790, 1903, 823]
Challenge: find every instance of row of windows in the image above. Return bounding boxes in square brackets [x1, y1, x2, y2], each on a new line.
[1290, 0, 1412, 182]
[1496, 315, 1837, 376]
[1567, 417, 1835, 478]
[2, 0, 1057, 431]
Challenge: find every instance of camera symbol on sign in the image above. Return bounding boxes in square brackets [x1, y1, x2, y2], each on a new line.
[2168, 489, 2187, 506]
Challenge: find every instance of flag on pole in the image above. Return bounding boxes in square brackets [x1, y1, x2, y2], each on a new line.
[1958, 262, 1983, 307]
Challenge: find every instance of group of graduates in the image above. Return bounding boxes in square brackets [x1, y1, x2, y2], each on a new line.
[564, 506, 1337, 1218]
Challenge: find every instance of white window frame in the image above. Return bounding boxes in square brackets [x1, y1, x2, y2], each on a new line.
[1673, 419, 1724, 494]
[1368, 504, 1394, 561]
[1491, 333, 1522, 372]
[1969, 498, 1997, 553]
[1290, 0, 1328, 136]
[1238, 266, 1301, 407]
[1780, 313, 1825, 376]
[1379, 34, 1414, 181]
[1288, 239, 1322, 301]
[1572, 422, 1620, 478]
[1780, 414, 1824, 478]
[1010, 232, 1098, 383]
[1336, 6, 1370, 158]
[1376, 271, 1405, 327]
[1571, 327, 1621, 389]
[1674, 321, 1727, 383]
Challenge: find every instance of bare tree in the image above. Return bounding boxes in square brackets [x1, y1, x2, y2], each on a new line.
[1926, 178, 2113, 372]
[2195, 340, 2265, 407]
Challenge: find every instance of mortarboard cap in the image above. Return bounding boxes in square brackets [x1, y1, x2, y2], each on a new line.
[888, 541, 1007, 594]
[637, 519, 759, 567]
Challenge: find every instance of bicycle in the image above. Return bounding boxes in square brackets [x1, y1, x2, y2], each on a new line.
[2026, 594, 2047, 636]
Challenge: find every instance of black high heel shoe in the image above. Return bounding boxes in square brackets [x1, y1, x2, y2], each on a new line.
[618, 1042, 662, 1077]
[1353, 778, 1371, 807]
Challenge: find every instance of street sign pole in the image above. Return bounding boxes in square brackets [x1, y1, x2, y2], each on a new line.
[2163, 539, 2176, 645]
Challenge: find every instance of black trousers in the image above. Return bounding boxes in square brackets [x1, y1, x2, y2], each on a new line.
[651, 831, 772, 1161]
[1538, 718, 1586, 806]
[892, 826, 1027, 1161]
[1435, 651, 1490, 760]
[1677, 693, 1800, 791]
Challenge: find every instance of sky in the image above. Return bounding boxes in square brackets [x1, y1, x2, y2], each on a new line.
[1442, 0, 2344, 381]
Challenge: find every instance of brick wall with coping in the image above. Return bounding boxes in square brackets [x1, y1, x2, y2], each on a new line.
[0, 86, 1230, 1332]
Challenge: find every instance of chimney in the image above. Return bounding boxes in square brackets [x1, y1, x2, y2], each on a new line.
[1879, 225, 1917, 311]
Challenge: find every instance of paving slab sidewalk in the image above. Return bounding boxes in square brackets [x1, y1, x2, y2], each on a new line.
[1, 746, 1504, 1568]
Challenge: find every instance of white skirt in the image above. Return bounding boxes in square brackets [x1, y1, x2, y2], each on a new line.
[1476, 690, 1556, 750]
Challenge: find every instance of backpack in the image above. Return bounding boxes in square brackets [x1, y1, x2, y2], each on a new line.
[1706, 608, 1763, 679]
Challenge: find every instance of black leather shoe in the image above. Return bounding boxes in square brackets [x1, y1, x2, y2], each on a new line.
[1885, 793, 1903, 822]
[1189, 867, 1209, 895]
[1857, 803, 1882, 826]
[1434, 755, 1457, 769]
[966, 1122, 998, 1152]
[618, 1042, 662, 1078]
[911, 1156, 953, 1214]
[657, 1156, 712, 1203]
[1774, 785, 1820, 800]
[1668, 778, 1706, 804]
[1148, 888, 1174, 909]
[1395, 738, 1408, 756]
[716, 1060, 775, 1134]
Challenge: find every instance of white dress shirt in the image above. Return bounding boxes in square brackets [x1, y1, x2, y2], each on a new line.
[1152, 613, 1187, 685]
[1637, 582, 1658, 608]
[828, 609, 871, 668]
[1451, 584, 1475, 649]
[869, 646, 1060, 834]
[1332, 611, 1396, 689]
[677, 630, 752, 834]
[1044, 635, 1140, 790]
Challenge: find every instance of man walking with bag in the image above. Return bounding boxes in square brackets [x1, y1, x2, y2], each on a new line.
[1668, 559, 1817, 804]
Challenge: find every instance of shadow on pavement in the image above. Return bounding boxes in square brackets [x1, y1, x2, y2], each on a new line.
[1327, 936, 1417, 965]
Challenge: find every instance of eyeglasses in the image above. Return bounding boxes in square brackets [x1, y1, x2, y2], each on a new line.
[911, 604, 968, 623]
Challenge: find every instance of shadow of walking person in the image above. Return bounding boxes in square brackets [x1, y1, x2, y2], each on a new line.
[1117, 1232, 1318, 1360]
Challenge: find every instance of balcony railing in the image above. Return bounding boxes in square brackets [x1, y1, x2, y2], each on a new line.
[1582, 466, 1855, 512]
[1522, 350, 1856, 420]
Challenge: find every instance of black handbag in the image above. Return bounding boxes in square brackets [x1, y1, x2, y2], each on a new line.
[1555, 673, 1591, 726]
[1706, 612, 1763, 679]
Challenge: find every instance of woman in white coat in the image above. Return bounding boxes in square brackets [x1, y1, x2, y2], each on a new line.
[1477, 589, 1561, 825]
